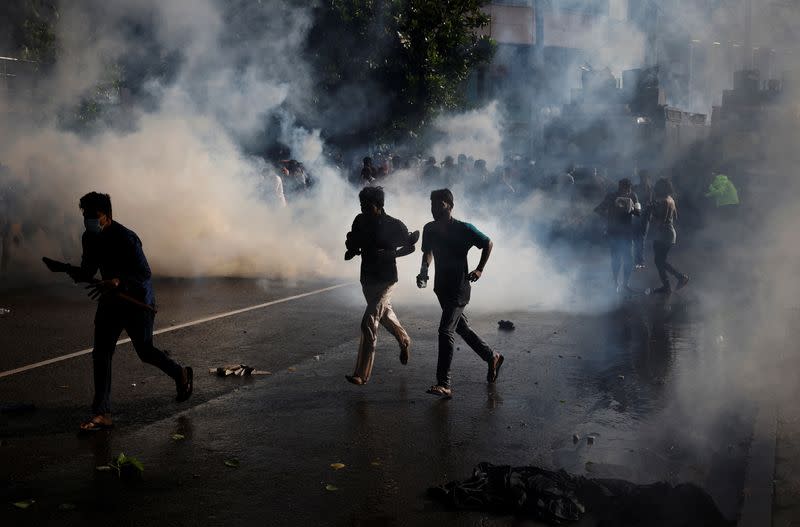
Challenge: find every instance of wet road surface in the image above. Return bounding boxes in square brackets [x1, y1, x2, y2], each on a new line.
[0, 277, 766, 525]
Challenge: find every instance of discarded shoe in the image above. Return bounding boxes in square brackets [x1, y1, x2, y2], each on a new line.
[211, 364, 256, 377]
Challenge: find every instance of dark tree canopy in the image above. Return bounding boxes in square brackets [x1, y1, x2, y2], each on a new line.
[304, 0, 495, 146]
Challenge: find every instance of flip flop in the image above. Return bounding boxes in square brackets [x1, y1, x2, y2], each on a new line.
[345, 375, 366, 385]
[426, 385, 452, 398]
[176, 366, 193, 402]
[79, 415, 114, 434]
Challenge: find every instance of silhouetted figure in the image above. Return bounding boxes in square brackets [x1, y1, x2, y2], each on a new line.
[344, 186, 419, 385]
[66, 192, 193, 432]
[417, 189, 504, 398]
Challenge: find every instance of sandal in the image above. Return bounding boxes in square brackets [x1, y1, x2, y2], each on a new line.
[426, 385, 452, 398]
[176, 366, 193, 402]
[345, 375, 366, 385]
[79, 415, 113, 433]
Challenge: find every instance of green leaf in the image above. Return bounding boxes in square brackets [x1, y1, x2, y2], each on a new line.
[224, 458, 240, 468]
[12, 499, 35, 509]
[325, 484, 338, 491]
[172, 434, 185, 441]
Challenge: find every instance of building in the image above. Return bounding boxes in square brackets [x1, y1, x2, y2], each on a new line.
[470, 0, 644, 153]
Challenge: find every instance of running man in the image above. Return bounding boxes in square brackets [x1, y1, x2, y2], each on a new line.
[417, 188, 503, 398]
[344, 186, 418, 385]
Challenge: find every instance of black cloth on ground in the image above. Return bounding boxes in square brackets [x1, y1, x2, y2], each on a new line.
[428, 462, 733, 527]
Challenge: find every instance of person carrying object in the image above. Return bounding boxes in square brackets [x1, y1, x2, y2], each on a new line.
[595, 179, 641, 293]
[63, 192, 193, 432]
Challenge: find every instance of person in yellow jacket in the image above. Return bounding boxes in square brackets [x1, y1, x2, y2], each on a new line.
[706, 174, 739, 207]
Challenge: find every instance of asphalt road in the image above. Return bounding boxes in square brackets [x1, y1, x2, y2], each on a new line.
[0, 276, 768, 526]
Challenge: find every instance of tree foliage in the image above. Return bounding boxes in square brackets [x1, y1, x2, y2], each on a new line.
[305, 0, 495, 145]
[0, 0, 59, 65]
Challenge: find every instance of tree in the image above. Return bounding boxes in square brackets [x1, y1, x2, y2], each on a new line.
[305, 0, 495, 146]
[0, 0, 59, 65]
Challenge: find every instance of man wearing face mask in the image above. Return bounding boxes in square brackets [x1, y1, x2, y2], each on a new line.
[417, 188, 503, 398]
[344, 186, 419, 385]
[67, 192, 193, 432]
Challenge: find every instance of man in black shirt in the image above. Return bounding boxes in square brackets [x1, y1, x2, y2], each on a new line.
[344, 186, 419, 385]
[66, 192, 193, 432]
[594, 179, 641, 292]
[417, 189, 503, 398]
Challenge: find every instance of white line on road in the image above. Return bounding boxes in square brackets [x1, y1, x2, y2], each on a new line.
[0, 282, 354, 379]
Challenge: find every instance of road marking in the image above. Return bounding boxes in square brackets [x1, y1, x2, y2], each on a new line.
[0, 283, 354, 379]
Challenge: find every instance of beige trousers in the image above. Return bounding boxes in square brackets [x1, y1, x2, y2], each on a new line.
[353, 281, 410, 382]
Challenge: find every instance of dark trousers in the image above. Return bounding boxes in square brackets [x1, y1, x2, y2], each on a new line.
[609, 235, 634, 287]
[653, 240, 683, 289]
[436, 295, 494, 388]
[92, 302, 182, 415]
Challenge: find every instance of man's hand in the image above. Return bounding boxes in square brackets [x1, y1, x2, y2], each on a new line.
[468, 269, 483, 282]
[86, 279, 120, 300]
[66, 268, 84, 283]
[416, 273, 428, 289]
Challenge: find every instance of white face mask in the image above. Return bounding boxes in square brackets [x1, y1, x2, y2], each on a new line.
[84, 218, 103, 233]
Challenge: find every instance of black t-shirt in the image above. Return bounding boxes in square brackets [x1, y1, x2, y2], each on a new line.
[347, 212, 411, 284]
[421, 218, 490, 306]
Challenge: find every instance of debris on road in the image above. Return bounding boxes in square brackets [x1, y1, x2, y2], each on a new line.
[224, 458, 240, 468]
[618, 375, 625, 381]
[214, 364, 254, 377]
[330, 463, 346, 470]
[209, 365, 271, 377]
[498, 320, 515, 331]
[573, 434, 580, 443]
[172, 433, 185, 441]
[587, 436, 596, 445]
[0, 308, 10, 317]
[58, 503, 77, 511]
[325, 484, 338, 492]
[12, 499, 35, 509]
[313, 355, 321, 361]
[430, 462, 732, 526]
[111, 453, 144, 480]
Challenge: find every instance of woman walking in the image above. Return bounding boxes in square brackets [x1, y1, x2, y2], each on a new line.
[650, 178, 689, 293]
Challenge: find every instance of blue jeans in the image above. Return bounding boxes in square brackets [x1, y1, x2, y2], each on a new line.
[609, 235, 634, 287]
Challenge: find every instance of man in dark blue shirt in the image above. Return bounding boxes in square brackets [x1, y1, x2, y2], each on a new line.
[67, 192, 192, 432]
[344, 186, 418, 385]
[417, 189, 504, 397]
